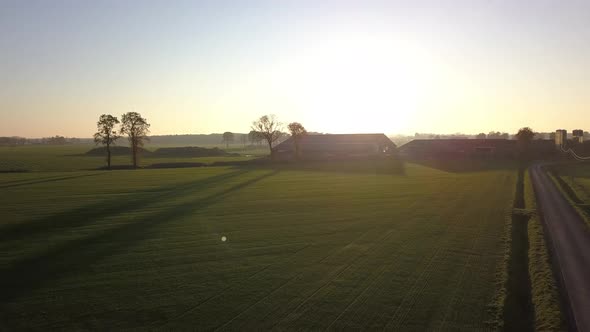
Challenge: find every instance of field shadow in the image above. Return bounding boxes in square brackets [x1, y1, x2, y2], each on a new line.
[503, 213, 534, 332]
[231, 158, 406, 176]
[0, 173, 105, 189]
[503, 167, 534, 332]
[0, 170, 279, 303]
[0, 170, 249, 243]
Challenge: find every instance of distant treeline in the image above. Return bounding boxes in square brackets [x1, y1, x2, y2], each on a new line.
[148, 134, 252, 146]
[0, 136, 86, 146]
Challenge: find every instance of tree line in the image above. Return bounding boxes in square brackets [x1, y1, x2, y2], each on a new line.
[94, 112, 307, 169]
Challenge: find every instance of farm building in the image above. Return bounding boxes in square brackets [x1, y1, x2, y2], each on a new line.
[274, 134, 397, 160]
[399, 139, 555, 160]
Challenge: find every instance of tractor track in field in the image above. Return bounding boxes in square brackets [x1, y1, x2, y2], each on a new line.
[216, 177, 465, 330]
[384, 174, 510, 330]
[159, 243, 311, 326]
[530, 164, 590, 332]
[271, 178, 466, 330]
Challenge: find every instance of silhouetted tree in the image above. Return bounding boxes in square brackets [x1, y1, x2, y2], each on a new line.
[516, 127, 535, 143]
[516, 127, 535, 159]
[248, 130, 262, 146]
[222, 131, 234, 148]
[251, 115, 282, 159]
[288, 122, 307, 160]
[476, 133, 486, 139]
[120, 112, 150, 168]
[93, 114, 120, 169]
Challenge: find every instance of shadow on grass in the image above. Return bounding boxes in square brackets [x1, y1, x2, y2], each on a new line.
[0, 169, 30, 173]
[232, 158, 406, 176]
[0, 172, 105, 189]
[410, 158, 518, 173]
[0, 170, 249, 243]
[503, 166, 534, 332]
[0, 170, 279, 303]
[504, 213, 534, 332]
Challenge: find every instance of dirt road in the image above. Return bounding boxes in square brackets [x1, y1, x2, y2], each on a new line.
[530, 164, 590, 332]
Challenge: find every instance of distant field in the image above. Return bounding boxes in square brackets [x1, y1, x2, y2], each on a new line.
[0, 144, 269, 172]
[0, 161, 516, 330]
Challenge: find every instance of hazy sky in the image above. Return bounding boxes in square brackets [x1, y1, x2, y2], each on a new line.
[1, 0, 589, 137]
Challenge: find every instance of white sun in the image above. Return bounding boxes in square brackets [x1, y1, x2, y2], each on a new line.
[270, 29, 435, 134]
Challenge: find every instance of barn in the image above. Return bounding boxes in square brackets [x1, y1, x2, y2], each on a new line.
[398, 139, 555, 160]
[273, 134, 397, 161]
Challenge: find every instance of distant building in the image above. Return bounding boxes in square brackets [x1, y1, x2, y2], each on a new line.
[399, 139, 555, 160]
[573, 129, 584, 144]
[274, 134, 397, 161]
[555, 129, 567, 146]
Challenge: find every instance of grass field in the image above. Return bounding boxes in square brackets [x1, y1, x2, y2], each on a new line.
[0, 159, 518, 330]
[0, 144, 268, 172]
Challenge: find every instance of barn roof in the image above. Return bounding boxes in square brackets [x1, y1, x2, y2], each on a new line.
[398, 138, 554, 154]
[275, 133, 396, 152]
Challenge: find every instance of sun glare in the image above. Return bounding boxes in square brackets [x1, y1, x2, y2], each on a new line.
[272, 29, 436, 134]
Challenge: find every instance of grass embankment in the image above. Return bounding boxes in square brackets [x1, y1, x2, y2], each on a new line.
[546, 164, 590, 228]
[492, 166, 565, 331]
[1, 162, 514, 330]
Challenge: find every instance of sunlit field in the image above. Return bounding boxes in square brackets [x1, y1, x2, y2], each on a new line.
[0, 160, 516, 330]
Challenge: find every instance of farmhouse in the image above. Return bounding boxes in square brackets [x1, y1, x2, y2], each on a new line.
[399, 139, 555, 160]
[274, 133, 397, 160]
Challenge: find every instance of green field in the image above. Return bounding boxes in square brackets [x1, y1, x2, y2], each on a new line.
[0, 159, 518, 330]
[0, 144, 269, 172]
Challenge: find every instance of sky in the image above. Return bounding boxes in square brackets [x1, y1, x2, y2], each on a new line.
[1, 0, 589, 137]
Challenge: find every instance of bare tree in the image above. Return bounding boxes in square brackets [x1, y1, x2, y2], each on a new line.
[251, 115, 282, 159]
[222, 131, 234, 149]
[93, 114, 120, 169]
[120, 112, 150, 168]
[288, 122, 307, 160]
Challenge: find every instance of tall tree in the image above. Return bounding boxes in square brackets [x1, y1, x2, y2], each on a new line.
[288, 122, 307, 160]
[222, 131, 234, 149]
[93, 114, 120, 169]
[516, 127, 535, 159]
[516, 127, 535, 143]
[120, 112, 150, 168]
[251, 115, 282, 159]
